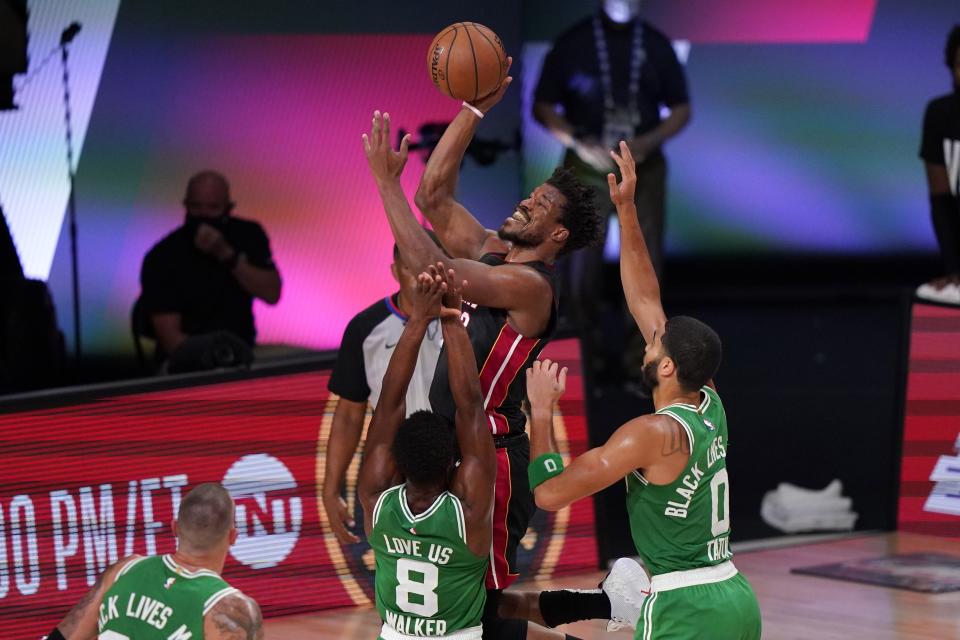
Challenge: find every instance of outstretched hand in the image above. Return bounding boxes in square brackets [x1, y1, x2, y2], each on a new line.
[410, 270, 445, 321]
[428, 261, 466, 321]
[606, 140, 637, 208]
[362, 110, 411, 183]
[525, 359, 568, 411]
[469, 57, 513, 115]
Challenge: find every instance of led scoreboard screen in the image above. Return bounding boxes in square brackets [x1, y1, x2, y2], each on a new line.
[0, 338, 595, 637]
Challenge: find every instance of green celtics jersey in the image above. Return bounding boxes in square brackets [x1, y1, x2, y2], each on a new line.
[98, 555, 238, 639]
[371, 484, 487, 638]
[626, 386, 734, 576]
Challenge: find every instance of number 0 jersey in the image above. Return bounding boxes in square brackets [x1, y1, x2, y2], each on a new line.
[371, 484, 487, 638]
[98, 555, 238, 639]
[626, 386, 734, 576]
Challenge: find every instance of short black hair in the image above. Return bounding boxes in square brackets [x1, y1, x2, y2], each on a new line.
[393, 227, 448, 262]
[946, 24, 960, 68]
[392, 410, 456, 486]
[661, 316, 722, 392]
[177, 483, 234, 550]
[546, 167, 604, 257]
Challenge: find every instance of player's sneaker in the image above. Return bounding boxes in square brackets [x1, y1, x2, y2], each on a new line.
[601, 557, 651, 632]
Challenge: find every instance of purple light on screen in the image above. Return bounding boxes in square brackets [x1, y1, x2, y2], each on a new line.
[100, 35, 461, 351]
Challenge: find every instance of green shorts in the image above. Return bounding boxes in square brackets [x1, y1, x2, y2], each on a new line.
[636, 572, 761, 640]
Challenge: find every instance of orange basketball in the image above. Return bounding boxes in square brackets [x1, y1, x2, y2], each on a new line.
[427, 22, 508, 102]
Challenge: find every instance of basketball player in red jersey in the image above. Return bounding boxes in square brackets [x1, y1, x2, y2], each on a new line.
[363, 63, 604, 639]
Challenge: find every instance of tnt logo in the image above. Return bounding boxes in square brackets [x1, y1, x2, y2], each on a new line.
[222, 454, 303, 569]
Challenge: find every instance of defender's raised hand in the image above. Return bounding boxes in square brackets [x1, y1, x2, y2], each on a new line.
[410, 270, 445, 321]
[429, 261, 467, 321]
[526, 358, 568, 412]
[362, 111, 412, 183]
[607, 140, 638, 208]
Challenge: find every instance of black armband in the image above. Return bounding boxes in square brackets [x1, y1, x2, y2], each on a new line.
[44, 628, 66, 640]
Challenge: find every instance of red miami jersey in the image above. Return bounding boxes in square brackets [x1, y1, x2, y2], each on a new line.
[429, 253, 558, 436]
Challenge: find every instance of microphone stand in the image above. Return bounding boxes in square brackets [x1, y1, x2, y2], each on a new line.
[59, 22, 82, 362]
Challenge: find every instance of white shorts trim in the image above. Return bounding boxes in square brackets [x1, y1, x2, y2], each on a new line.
[379, 623, 483, 640]
[650, 561, 738, 592]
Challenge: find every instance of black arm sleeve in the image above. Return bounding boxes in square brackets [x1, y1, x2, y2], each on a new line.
[919, 100, 942, 165]
[139, 247, 182, 314]
[931, 193, 960, 273]
[242, 222, 276, 270]
[651, 29, 689, 107]
[533, 43, 568, 105]
[328, 314, 371, 403]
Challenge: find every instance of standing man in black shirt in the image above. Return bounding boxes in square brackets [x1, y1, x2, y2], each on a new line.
[139, 171, 281, 361]
[534, 0, 690, 376]
[917, 25, 960, 305]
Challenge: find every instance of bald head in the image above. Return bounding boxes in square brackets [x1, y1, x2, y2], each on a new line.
[176, 483, 235, 551]
[184, 170, 232, 219]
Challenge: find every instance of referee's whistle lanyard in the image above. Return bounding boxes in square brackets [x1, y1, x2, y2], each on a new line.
[593, 15, 645, 151]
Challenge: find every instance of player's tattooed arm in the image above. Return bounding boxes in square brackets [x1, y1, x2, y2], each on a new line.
[55, 555, 138, 639]
[661, 419, 691, 457]
[533, 414, 666, 511]
[205, 593, 264, 640]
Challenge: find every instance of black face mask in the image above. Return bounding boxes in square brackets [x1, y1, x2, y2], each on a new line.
[184, 212, 230, 234]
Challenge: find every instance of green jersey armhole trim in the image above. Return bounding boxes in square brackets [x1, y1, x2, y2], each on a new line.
[658, 410, 696, 450]
[372, 484, 404, 528]
[449, 493, 467, 544]
[698, 388, 711, 412]
[202, 586, 241, 615]
[116, 555, 146, 577]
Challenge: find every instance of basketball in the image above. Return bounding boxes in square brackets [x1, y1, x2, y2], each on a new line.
[427, 22, 508, 102]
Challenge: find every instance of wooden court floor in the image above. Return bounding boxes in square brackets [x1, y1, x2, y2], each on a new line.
[264, 533, 960, 639]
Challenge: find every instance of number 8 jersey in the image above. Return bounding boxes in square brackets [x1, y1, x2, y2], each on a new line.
[626, 385, 734, 576]
[370, 485, 487, 639]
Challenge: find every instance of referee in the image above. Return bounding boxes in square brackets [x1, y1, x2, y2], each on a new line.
[322, 235, 445, 544]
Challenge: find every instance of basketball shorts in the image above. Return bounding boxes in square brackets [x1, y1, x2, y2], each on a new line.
[487, 432, 535, 591]
[635, 572, 761, 640]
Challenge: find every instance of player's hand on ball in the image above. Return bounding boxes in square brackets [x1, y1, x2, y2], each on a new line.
[470, 56, 513, 115]
[526, 359, 568, 410]
[362, 110, 411, 183]
[607, 140, 638, 208]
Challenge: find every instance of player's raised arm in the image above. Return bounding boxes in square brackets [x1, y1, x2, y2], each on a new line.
[363, 110, 552, 337]
[414, 62, 514, 259]
[438, 265, 496, 557]
[357, 274, 442, 525]
[608, 141, 667, 344]
[526, 360, 669, 511]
